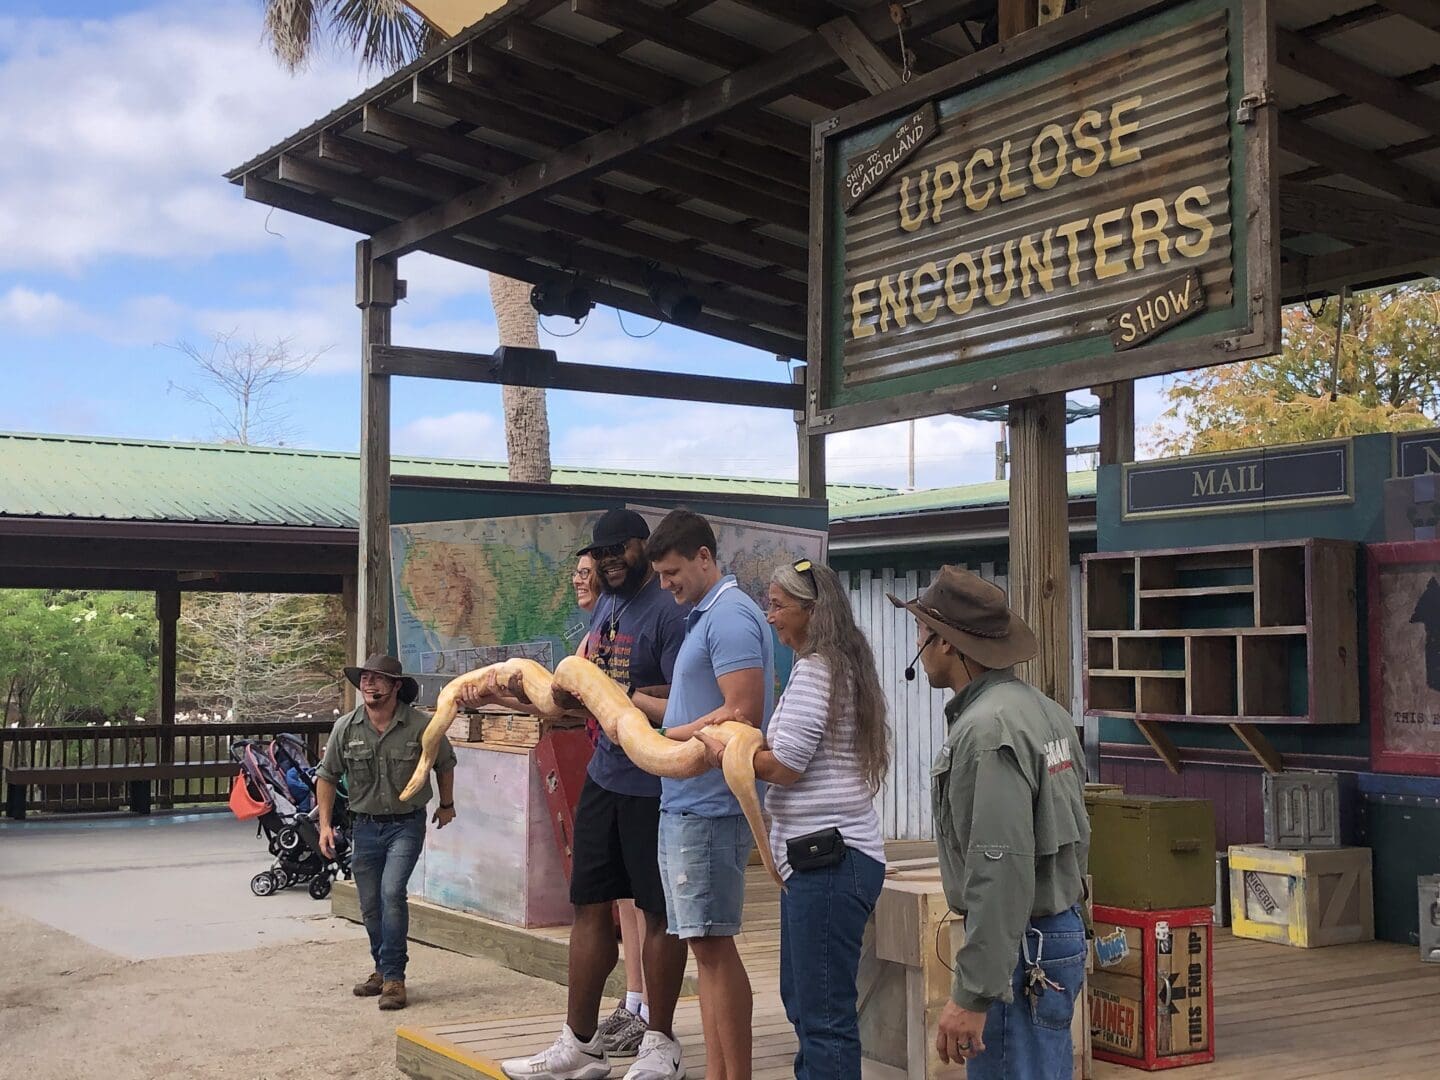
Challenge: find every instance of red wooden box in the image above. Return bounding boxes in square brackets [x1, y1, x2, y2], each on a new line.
[1088, 905, 1215, 1071]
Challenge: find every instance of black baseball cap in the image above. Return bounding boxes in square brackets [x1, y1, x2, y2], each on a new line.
[577, 508, 651, 556]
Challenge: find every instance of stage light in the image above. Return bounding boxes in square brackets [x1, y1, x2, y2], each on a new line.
[529, 276, 593, 322]
[644, 268, 702, 326]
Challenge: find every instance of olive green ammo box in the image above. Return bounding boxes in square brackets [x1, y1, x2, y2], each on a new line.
[1086, 793, 1216, 911]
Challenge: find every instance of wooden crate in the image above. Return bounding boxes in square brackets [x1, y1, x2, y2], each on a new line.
[860, 861, 1090, 1079]
[446, 711, 486, 744]
[1089, 905, 1214, 1071]
[1228, 844, 1374, 948]
[479, 710, 584, 748]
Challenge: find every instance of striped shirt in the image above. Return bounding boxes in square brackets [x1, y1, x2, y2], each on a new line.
[765, 655, 886, 880]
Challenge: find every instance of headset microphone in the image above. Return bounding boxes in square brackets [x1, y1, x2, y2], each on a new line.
[904, 633, 937, 682]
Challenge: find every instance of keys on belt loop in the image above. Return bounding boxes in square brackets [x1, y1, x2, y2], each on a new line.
[1022, 926, 1065, 1002]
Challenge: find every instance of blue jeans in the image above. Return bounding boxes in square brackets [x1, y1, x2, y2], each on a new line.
[351, 812, 426, 981]
[968, 905, 1086, 1080]
[657, 811, 752, 939]
[779, 847, 885, 1080]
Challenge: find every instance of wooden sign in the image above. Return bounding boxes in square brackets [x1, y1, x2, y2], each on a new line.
[808, 0, 1277, 434]
[1108, 271, 1207, 350]
[1123, 440, 1352, 520]
[842, 102, 939, 212]
[1396, 429, 1440, 477]
[1369, 540, 1440, 776]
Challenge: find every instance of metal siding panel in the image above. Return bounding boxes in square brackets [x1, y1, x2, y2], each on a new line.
[840, 13, 1235, 385]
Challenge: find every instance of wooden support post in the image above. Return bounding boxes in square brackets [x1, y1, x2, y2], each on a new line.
[341, 574, 358, 712]
[156, 586, 180, 809]
[1008, 395, 1073, 708]
[357, 241, 398, 663]
[796, 366, 826, 502]
[1096, 381, 1135, 468]
[998, 0, 1071, 715]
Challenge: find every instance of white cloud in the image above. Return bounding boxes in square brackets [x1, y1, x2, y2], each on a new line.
[0, 285, 76, 333]
[394, 408, 507, 461]
[0, 4, 367, 272]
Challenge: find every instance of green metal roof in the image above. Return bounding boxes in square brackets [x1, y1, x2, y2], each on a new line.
[0, 432, 892, 528]
[834, 470, 1098, 521]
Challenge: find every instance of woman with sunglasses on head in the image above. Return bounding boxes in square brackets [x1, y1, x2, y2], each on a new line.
[698, 559, 890, 1080]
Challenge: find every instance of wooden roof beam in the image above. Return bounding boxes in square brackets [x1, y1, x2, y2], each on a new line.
[498, 25, 809, 155]
[819, 16, 904, 94]
[361, 106, 809, 272]
[412, 76, 808, 231]
[1277, 28, 1440, 136]
[276, 154, 804, 335]
[1282, 243, 1440, 299]
[1280, 180, 1440, 249]
[369, 0, 966, 258]
[447, 56, 811, 194]
[458, 44, 808, 186]
[1287, 63, 1440, 125]
[319, 132, 806, 304]
[568, 0, 864, 112]
[1278, 119, 1440, 206]
[1375, 0, 1440, 33]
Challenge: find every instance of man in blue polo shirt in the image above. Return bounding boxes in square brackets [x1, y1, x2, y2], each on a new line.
[645, 509, 775, 1080]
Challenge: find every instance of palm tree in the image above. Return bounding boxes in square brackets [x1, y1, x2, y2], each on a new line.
[261, 0, 553, 482]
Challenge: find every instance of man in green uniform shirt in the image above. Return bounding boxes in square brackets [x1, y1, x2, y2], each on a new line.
[889, 568, 1089, 1078]
[317, 653, 457, 1011]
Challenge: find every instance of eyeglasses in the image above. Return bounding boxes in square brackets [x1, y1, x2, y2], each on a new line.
[590, 542, 627, 560]
[572, 568, 593, 581]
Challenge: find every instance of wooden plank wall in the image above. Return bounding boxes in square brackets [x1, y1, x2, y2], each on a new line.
[841, 564, 1084, 841]
[1100, 757, 1266, 850]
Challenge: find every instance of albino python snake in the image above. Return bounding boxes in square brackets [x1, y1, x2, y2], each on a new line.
[400, 656, 782, 888]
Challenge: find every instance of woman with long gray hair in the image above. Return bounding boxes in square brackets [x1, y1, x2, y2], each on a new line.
[698, 558, 889, 1079]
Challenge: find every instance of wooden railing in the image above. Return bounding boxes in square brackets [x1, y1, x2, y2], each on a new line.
[0, 720, 334, 815]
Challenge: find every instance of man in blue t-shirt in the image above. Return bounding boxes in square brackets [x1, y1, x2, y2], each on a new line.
[484, 508, 692, 1080]
[646, 509, 775, 1080]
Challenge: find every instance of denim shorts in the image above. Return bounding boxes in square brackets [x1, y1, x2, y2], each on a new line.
[657, 811, 752, 939]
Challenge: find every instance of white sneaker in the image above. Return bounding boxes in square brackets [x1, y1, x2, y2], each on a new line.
[622, 1031, 685, 1080]
[500, 1025, 611, 1080]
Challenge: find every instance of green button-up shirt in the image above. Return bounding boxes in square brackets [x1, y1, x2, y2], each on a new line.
[931, 668, 1090, 1012]
[316, 701, 456, 816]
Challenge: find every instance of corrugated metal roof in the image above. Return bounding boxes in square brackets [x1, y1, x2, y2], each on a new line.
[834, 470, 1098, 521]
[0, 432, 891, 527]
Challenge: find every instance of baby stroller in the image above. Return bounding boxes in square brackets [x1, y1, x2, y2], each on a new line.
[228, 735, 351, 900]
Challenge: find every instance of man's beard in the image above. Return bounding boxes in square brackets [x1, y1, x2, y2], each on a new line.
[598, 558, 650, 597]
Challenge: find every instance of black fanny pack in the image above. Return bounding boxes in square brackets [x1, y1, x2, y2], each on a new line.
[786, 827, 847, 872]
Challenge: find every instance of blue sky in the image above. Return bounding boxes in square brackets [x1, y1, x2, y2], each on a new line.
[0, 1, 1172, 490]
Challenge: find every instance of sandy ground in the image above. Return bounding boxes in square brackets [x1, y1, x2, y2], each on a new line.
[0, 815, 569, 1079]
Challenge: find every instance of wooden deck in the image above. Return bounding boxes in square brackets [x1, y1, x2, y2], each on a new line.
[389, 861, 1440, 1080]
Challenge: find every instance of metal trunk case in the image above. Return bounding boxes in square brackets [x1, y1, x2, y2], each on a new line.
[1263, 771, 1358, 849]
[1087, 794, 1216, 911]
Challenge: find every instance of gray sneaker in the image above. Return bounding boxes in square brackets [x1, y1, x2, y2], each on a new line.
[597, 1003, 647, 1056]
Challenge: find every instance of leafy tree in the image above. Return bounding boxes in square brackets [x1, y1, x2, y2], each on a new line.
[0, 591, 157, 727]
[1151, 280, 1440, 456]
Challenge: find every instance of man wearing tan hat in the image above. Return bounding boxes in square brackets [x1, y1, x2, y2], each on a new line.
[889, 568, 1089, 1079]
[316, 653, 457, 1011]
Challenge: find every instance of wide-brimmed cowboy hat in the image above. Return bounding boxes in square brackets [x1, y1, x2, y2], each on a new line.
[886, 566, 1037, 670]
[343, 653, 420, 704]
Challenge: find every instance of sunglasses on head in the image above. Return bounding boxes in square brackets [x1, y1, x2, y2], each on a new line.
[793, 558, 817, 586]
